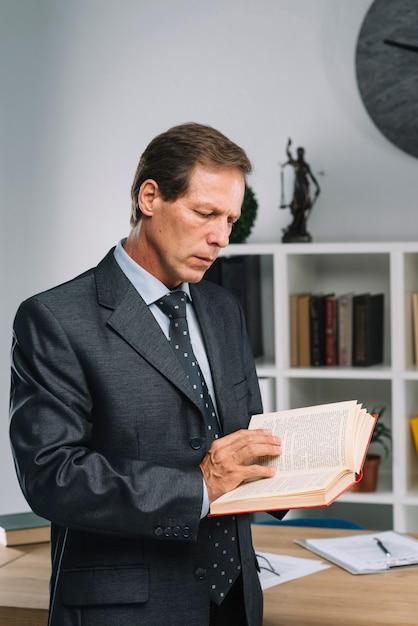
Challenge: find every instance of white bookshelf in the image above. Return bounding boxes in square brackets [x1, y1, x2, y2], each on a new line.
[221, 242, 418, 532]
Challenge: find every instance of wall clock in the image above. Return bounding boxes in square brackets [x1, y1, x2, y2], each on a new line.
[355, 0, 418, 158]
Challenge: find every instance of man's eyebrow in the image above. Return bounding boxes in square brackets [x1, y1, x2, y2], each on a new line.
[194, 202, 241, 220]
[195, 202, 239, 214]
[195, 202, 217, 210]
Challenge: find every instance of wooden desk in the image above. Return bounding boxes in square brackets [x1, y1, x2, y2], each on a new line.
[0, 528, 417, 626]
[253, 525, 418, 626]
[0, 542, 49, 626]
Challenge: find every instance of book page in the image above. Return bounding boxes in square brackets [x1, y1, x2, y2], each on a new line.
[251, 401, 357, 473]
[353, 409, 375, 472]
[215, 468, 342, 503]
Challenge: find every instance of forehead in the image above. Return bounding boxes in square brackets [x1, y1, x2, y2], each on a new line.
[185, 164, 245, 210]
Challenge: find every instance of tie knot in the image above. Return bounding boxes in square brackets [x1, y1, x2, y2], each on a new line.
[155, 290, 189, 319]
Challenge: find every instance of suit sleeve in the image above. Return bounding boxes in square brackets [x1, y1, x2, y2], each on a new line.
[237, 301, 263, 418]
[9, 297, 203, 541]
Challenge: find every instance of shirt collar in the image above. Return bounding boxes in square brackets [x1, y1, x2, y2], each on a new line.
[113, 238, 191, 305]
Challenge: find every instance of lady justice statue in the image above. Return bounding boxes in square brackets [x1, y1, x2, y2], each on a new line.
[280, 138, 321, 242]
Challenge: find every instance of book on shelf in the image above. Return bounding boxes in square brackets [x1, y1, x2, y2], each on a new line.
[296, 530, 418, 575]
[338, 293, 353, 366]
[0, 511, 50, 546]
[324, 295, 337, 366]
[410, 416, 418, 453]
[412, 293, 418, 366]
[297, 294, 311, 367]
[352, 293, 384, 366]
[290, 292, 383, 368]
[310, 294, 326, 366]
[289, 294, 299, 367]
[209, 400, 376, 516]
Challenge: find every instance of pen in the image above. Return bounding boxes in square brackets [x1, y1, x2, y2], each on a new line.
[374, 537, 391, 557]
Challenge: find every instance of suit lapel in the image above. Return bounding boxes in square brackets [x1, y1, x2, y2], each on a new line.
[190, 282, 227, 427]
[95, 249, 203, 414]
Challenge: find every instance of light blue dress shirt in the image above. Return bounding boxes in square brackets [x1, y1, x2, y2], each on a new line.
[114, 239, 211, 517]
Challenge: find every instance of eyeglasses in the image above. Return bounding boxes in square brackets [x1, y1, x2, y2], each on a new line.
[255, 553, 280, 577]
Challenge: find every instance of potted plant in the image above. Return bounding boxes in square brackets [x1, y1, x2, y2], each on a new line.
[351, 407, 391, 492]
[229, 184, 258, 244]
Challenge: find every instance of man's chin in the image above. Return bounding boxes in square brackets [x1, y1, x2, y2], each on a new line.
[187, 270, 207, 284]
[179, 258, 217, 284]
[180, 264, 211, 284]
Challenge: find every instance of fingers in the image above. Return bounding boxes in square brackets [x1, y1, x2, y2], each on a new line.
[213, 428, 281, 452]
[209, 444, 282, 465]
[242, 464, 276, 482]
[208, 429, 281, 466]
[200, 428, 282, 502]
[200, 429, 281, 502]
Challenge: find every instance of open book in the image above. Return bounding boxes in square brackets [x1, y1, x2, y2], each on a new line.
[210, 400, 376, 515]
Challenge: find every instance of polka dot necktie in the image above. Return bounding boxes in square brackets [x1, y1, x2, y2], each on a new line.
[155, 290, 241, 604]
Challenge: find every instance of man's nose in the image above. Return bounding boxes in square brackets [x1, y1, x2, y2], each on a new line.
[208, 219, 230, 248]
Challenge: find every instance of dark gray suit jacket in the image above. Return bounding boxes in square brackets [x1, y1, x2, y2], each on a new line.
[9, 248, 269, 626]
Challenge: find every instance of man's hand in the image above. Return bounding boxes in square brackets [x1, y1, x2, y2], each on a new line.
[199, 429, 281, 503]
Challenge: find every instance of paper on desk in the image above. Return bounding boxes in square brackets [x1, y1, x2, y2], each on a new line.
[256, 551, 330, 589]
[296, 530, 418, 575]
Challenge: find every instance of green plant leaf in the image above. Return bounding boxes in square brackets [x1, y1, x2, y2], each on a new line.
[230, 184, 258, 244]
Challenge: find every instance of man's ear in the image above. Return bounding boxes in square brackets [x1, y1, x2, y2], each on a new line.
[138, 179, 160, 218]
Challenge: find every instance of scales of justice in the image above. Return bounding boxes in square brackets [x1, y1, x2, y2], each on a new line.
[280, 138, 321, 243]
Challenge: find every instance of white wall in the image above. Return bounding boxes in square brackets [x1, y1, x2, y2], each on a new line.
[2, 0, 417, 513]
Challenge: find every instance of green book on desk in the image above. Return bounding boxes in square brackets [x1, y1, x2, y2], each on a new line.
[0, 511, 50, 547]
[296, 530, 418, 574]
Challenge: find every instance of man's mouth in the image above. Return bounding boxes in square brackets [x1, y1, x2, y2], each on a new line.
[195, 256, 215, 265]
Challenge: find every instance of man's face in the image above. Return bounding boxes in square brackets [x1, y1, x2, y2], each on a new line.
[140, 164, 245, 288]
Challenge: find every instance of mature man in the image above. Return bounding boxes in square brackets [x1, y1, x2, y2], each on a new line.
[10, 123, 282, 626]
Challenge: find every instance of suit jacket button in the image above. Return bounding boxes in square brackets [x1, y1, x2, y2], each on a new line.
[182, 526, 191, 538]
[173, 525, 181, 537]
[164, 526, 172, 537]
[190, 437, 202, 450]
[154, 526, 163, 537]
[194, 567, 207, 581]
